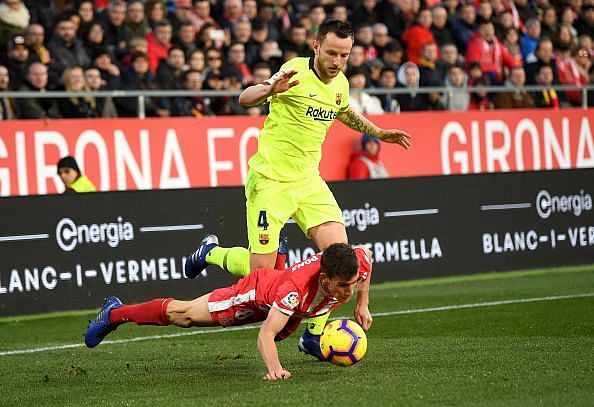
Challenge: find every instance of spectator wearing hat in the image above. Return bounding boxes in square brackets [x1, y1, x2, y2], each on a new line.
[347, 134, 389, 180]
[90, 46, 120, 90]
[25, 24, 50, 65]
[395, 61, 420, 111]
[171, 68, 213, 117]
[57, 156, 96, 193]
[47, 15, 90, 89]
[146, 19, 173, 74]
[0, 0, 29, 52]
[245, 18, 269, 66]
[203, 68, 227, 113]
[14, 62, 60, 119]
[0, 64, 15, 119]
[1, 34, 29, 90]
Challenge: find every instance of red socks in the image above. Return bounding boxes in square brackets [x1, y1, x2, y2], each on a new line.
[109, 298, 173, 326]
[275, 252, 286, 270]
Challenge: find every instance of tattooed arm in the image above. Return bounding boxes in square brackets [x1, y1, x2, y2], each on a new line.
[336, 107, 411, 149]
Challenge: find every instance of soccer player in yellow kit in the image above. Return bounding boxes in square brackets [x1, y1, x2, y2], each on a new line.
[184, 19, 410, 360]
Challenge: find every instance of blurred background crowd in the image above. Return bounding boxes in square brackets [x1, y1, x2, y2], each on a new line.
[0, 0, 592, 120]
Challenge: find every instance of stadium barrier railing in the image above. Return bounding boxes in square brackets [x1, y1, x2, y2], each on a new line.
[1, 84, 592, 118]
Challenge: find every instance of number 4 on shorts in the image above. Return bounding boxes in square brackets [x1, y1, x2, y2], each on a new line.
[257, 210, 269, 230]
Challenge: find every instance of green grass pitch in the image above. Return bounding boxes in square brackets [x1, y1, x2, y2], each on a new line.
[1, 265, 593, 406]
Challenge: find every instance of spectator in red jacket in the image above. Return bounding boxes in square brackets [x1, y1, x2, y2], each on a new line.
[347, 134, 389, 180]
[401, 8, 436, 65]
[465, 21, 520, 84]
[146, 19, 172, 74]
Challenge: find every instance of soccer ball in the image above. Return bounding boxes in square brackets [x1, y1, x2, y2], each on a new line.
[320, 319, 367, 366]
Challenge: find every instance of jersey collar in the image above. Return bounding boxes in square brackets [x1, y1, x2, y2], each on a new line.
[309, 57, 325, 83]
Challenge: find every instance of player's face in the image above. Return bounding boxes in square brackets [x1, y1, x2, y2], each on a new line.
[314, 33, 352, 81]
[322, 273, 359, 303]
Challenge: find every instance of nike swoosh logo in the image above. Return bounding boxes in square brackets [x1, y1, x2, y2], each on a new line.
[309, 93, 317, 97]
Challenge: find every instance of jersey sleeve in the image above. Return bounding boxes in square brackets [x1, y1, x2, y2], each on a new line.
[272, 280, 301, 316]
[354, 246, 372, 282]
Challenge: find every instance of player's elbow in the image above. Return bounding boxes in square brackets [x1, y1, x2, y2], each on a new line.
[239, 89, 256, 106]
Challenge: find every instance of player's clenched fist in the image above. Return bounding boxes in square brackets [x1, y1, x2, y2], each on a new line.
[263, 369, 292, 381]
[270, 70, 300, 95]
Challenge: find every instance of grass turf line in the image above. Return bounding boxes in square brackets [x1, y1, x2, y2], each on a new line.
[0, 264, 592, 406]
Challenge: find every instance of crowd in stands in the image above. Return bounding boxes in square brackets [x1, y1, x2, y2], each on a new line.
[0, 0, 591, 119]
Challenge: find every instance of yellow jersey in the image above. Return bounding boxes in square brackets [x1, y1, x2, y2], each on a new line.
[248, 57, 350, 181]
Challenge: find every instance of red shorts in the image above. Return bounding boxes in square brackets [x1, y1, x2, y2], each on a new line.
[208, 272, 268, 327]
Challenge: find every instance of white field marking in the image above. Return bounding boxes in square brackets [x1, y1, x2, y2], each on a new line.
[384, 209, 439, 217]
[480, 203, 532, 211]
[0, 233, 49, 242]
[1, 292, 593, 357]
[139, 224, 204, 232]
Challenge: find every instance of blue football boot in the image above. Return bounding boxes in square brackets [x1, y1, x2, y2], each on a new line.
[298, 329, 326, 361]
[85, 296, 122, 348]
[184, 234, 219, 279]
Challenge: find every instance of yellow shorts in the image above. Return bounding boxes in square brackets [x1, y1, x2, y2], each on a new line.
[245, 169, 344, 254]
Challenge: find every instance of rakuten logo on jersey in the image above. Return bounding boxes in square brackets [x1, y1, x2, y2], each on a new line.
[343, 203, 380, 231]
[305, 106, 337, 122]
[536, 189, 592, 219]
[56, 216, 134, 252]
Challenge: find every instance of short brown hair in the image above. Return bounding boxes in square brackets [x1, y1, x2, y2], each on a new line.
[316, 19, 354, 43]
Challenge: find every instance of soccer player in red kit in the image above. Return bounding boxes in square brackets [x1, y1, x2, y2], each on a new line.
[85, 243, 372, 380]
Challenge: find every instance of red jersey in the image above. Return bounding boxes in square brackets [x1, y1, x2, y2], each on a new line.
[207, 247, 372, 340]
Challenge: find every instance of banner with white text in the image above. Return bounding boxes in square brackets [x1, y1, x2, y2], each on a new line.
[0, 109, 592, 197]
[0, 168, 592, 316]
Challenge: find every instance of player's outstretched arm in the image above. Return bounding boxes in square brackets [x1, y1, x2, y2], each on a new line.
[336, 107, 411, 150]
[239, 70, 300, 107]
[257, 307, 293, 381]
[354, 246, 373, 331]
